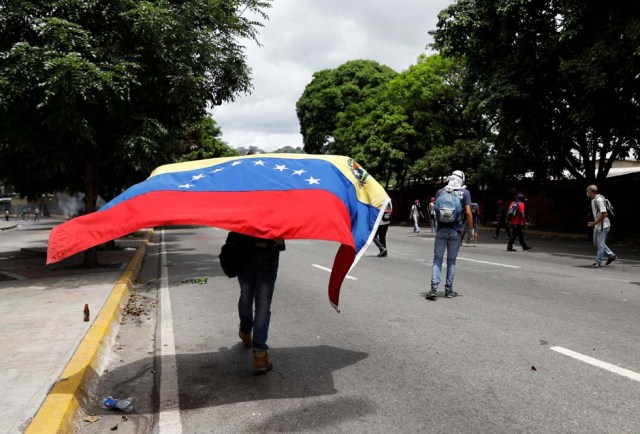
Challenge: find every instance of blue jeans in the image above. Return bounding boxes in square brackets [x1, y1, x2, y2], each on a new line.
[594, 228, 614, 265]
[431, 227, 461, 294]
[238, 255, 278, 351]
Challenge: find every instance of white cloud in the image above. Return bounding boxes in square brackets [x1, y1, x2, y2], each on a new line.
[212, 0, 454, 152]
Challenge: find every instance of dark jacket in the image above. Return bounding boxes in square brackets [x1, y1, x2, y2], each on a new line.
[226, 232, 285, 271]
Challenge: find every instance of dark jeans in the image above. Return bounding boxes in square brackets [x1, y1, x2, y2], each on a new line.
[373, 224, 389, 251]
[507, 224, 529, 249]
[495, 219, 511, 237]
[237, 251, 279, 351]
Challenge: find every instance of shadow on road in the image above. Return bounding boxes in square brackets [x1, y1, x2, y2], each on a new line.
[84, 344, 369, 415]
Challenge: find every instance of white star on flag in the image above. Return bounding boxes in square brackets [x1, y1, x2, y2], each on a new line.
[191, 174, 205, 181]
[178, 183, 194, 189]
[305, 177, 320, 185]
[292, 169, 306, 176]
[231, 161, 242, 166]
[274, 164, 288, 172]
[211, 168, 224, 173]
[253, 160, 265, 166]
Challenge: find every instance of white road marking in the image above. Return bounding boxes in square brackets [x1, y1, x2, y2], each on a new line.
[457, 257, 521, 269]
[159, 230, 183, 433]
[554, 252, 640, 263]
[551, 346, 640, 382]
[312, 264, 358, 280]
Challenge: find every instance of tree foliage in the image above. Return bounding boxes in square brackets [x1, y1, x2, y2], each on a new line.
[329, 54, 490, 188]
[296, 59, 397, 154]
[431, 0, 640, 181]
[172, 116, 237, 163]
[0, 0, 271, 204]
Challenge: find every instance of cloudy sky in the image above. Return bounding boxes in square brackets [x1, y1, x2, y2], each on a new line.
[212, 0, 455, 152]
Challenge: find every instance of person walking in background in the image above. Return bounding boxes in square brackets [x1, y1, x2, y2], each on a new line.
[426, 170, 474, 300]
[34, 206, 40, 222]
[469, 202, 480, 245]
[409, 199, 424, 233]
[4, 209, 9, 221]
[428, 197, 436, 232]
[507, 194, 532, 252]
[226, 231, 285, 374]
[493, 199, 510, 239]
[586, 185, 616, 268]
[374, 202, 393, 257]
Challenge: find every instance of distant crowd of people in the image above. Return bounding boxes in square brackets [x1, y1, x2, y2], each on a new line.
[3, 206, 41, 222]
[371, 171, 617, 300]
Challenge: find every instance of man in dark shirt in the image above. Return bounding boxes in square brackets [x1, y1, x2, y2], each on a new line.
[226, 231, 285, 374]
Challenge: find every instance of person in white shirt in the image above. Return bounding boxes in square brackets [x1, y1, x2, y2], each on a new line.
[586, 185, 616, 268]
[409, 200, 424, 233]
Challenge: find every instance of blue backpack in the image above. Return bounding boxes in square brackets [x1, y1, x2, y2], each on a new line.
[435, 189, 462, 223]
[507, 200, 519, 219]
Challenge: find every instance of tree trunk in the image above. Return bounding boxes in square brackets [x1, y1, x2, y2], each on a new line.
[82, 157, 99, 268]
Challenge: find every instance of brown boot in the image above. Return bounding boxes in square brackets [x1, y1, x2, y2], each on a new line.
[239, 330, 252, 349]
[252, 350, 273, 374]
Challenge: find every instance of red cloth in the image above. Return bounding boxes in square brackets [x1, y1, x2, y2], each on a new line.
[508, 201, 526, 225]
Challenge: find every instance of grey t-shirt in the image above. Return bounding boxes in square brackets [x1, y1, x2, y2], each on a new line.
[591, 195, 610, 231]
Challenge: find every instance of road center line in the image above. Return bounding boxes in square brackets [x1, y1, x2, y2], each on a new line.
[312, 264, 358, 280]
[457, 257, 521, 269]
[159, 230, 183, 433]
[550, 346, 640, 382]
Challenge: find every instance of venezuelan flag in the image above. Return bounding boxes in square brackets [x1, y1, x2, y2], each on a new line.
[47, 154, 390, 310]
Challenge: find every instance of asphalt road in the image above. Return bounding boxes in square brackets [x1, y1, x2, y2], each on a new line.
[84, 225, 640, 433]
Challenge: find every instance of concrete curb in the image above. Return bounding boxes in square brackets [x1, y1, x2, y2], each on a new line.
[25, 229, 154, 434]
[0, 221, 18, 231]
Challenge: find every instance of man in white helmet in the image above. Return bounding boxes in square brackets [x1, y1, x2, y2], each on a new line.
[426, 170, 474, 300]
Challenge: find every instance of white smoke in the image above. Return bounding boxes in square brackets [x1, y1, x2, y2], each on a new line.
[56, 193, 106, 217]
[56, 193, 84, 217]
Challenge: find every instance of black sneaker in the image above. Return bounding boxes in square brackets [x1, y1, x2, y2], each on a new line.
[425, 291, 437, 301]
[605, 254, 617, 265]
[592, 262, 601, 268]
[523, 246, 533, 251]
[377, 249, 388, 257]
[445, 291, 458, 298]
[507, 248, 517, 252]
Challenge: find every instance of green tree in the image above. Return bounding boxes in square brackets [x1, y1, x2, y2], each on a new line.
[431, 0, 640, 182]
[333, 98, 411, 188]
[296, 59, 397, 154]
[333, 54, 490, 188]
[0, 0, 270, 198]
[173, 116, 238, 163]
[0, 0, 271, 265]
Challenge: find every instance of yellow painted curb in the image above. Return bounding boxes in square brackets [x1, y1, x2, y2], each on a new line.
[25, 229, 154, 434]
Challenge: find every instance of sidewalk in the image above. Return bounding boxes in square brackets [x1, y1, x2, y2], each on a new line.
[0, 218, 151, 433]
